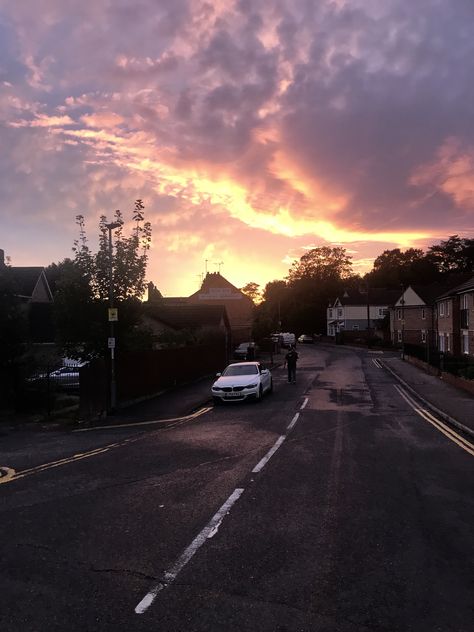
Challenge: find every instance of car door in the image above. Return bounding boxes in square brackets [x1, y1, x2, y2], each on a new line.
[259, 365, 270, 391]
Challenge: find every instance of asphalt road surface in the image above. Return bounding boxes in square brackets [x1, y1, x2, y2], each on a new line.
[1, 345, 473, 632]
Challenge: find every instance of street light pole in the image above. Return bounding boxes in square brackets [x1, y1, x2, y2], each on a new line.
[400, 287, 405, 361]
[105, 221, 121, 412]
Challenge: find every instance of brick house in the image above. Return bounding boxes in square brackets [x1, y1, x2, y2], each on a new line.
[391, 283, 452, 350]
[436, 276, 474, 357]
[188, 272, 254, 345]
[143, 301, 231, 352]
[327, 288, 399, 340]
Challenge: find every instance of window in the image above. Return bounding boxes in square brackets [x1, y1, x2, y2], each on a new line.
[446, 333, 451, 352]
[439, 334, 445, 352]
[421, 308, 426, 320]
[378, 308, 388, 316]
[397, 309, 402, 320]
[439, 302, 445, 317]
[397, 330, 402, 342]
[337, 308, 343, 318]
[461, 294, 469, 309]
[462, 333, 469, 355]
[421, 330, 426, 343]
[446, 300, 450, 316]
[352, 324, 359, 330]
[328, 309, 333, 318]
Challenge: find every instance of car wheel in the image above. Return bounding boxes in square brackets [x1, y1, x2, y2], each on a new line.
[256, 385, 263, 402]
[268, 379, 273, 394]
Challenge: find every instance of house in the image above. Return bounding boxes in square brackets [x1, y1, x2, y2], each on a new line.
[390, 283, 453, 350]
[0, 248, 55, 344]
[327, 288, 399, 340]
[435, 276, 474, 357]
[143, 301, 231, 356]
[188, 272, 254, 345]
[0, 249, 53, 304]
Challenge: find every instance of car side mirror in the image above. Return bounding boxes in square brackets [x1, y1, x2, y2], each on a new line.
[215, 372, 222, 377]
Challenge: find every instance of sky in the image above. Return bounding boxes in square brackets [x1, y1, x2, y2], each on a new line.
[1, 0, 474, 297]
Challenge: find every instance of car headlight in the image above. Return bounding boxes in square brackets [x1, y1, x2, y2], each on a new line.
[212, 386, 222, 391]
[245, 383, 258, 389]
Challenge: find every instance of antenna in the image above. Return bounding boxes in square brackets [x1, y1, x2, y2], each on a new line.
[214, 261, 224, 273]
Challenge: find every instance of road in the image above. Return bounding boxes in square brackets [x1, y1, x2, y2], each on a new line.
[1, 345, 473, 631]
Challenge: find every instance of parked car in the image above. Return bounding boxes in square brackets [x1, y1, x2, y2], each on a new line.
[280, 332, 296, 347]
[298, 334, 314, 343]
[27, 366, 81, 391]
[233, 342, 259, 360]
[212, 361, 273, 403]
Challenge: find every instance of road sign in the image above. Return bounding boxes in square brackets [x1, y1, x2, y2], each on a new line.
[108, 308, 118, 322]
[108, 337, 116, 349]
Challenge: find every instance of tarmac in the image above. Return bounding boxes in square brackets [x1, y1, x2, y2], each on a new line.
[2, 347, 473, 438]
[103, 347, 473, 440]
[378, 355, 473, 438]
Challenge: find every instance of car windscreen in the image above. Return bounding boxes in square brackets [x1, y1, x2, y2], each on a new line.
[223, 365, 258, 376]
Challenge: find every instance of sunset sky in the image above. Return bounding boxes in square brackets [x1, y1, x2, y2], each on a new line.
[1, 0, 474, 297]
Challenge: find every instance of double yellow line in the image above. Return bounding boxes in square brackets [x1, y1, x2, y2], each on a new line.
[394, 384, 474, 456]
[0, 406, 212, 485]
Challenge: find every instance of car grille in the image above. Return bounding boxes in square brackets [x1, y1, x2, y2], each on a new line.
[221, 386, 245, 392]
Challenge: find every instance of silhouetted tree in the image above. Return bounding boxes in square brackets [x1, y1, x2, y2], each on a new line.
[428, 235, 474, 275]
[53, 200, 153, 359]
[240, 282, 261, 303]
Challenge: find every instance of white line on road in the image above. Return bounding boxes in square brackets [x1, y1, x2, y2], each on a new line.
[252, 435, 286, 473]
[394, 384, 474, 456]
[372, 358, 382, 368]
[300, 398, 308, 409]
[135, 487, 245, 615]
[287, 412, 300, 430]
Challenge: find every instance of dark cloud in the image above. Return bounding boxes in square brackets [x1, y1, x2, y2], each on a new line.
[1, 0, 474, 294]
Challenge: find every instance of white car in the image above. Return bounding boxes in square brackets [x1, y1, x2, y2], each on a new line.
[212, 362, 273, 404]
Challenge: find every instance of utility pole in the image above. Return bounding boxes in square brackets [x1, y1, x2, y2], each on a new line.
[400, 286, 405, 361]
[105, 221, 121, 413]
[366, 281, 371, 346]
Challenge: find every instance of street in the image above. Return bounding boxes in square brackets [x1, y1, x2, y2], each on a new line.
[1, 345, 473, 631]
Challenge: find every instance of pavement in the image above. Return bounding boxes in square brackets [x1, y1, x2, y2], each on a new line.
[379, 355, 474, 438]
[102, 347, 474, 440]
[2, 348, 473, 439]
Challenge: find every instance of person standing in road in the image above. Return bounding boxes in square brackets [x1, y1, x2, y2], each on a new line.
[284, 345, 299, 383]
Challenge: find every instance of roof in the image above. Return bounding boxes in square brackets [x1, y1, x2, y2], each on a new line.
[145, 303, 230, 330]
[451, 275, 474, 294]
[410, 282, 459, 304]
[335, 288, 400, 307]
[436, 275, 474, 299]
[1, 265, 53, 302]
[188, 272, 252, 302]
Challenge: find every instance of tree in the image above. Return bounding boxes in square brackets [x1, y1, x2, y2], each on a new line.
[240, 282, 261, 303]
[365, 248, 434, 288]
[286, 246, 353, 284]
[54, 200, 153, 359]
[0, 265, 28, 405]
[428, 235, 474, 275]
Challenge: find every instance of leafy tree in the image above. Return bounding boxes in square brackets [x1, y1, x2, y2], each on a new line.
[428, 235, 474, 275]
[240, 282, 261, 303]
[365, 247, 435, 288]
[54, 200, 153, 359]
[286, 246, 353, 284]
[0, 264, 28, 405]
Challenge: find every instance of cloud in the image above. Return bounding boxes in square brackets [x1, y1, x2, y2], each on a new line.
[1, 0, 474, 294]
